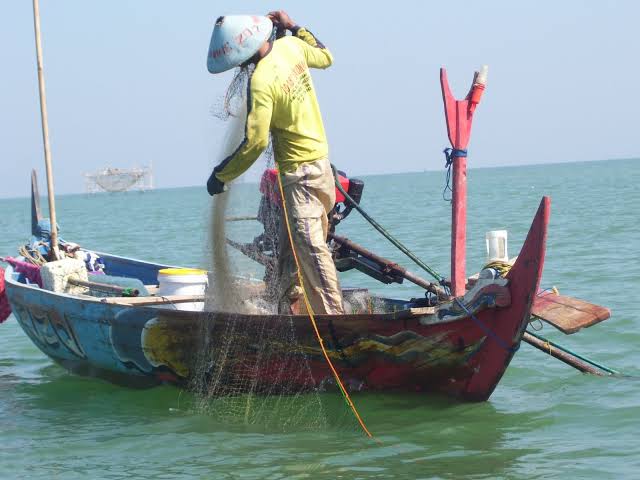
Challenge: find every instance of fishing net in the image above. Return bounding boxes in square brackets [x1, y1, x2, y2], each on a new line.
[188, 68, 340, 431]
[211, 66, 252, 122]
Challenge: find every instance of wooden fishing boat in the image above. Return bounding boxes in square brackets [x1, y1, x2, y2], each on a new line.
[1, 52, 612, 407]
[2, 174, 549, 401]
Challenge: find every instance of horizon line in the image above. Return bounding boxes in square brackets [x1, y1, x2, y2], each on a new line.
[1, 156, 637, 201]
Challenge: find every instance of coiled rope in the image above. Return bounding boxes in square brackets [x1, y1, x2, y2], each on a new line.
[276, 168, 374, 439]
[18, 245, 47, 266]
[483, 260, 513, 277]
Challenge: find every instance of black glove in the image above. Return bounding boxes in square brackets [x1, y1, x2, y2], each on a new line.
[207, 170, 226, 195]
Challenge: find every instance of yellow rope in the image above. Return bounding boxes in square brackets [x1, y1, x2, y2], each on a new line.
[483, 260, 513, 277]
[275, 168, 373, 439]
[18, 245, 47, 266]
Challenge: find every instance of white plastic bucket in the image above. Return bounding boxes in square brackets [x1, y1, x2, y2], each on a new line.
[485, 230, 509, 263]
[157, 268, 207, 310]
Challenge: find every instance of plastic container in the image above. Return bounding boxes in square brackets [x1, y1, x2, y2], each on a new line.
[485, 230, 509, 263]
[478, 267, 499, 280]
[157, 268, 208, 311]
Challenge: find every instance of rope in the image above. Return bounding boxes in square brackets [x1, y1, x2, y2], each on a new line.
[453, 297, 518, 353]
[332, 165, 447, 288]
[483, 260, 513, 277]
[442, 148, 467, 202]
[18, 245, 47, 266]
[276, 168, 374, 439]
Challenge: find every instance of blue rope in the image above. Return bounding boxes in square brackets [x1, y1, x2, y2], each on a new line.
[444, 148, 468, 163]
[442, 148, 468, 202]
[453, 297, 519, 353]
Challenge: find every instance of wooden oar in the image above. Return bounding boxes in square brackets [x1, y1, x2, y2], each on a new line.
[523, 330, 619, 375]
[469, 278, 611, 335]
[225, 215, 258, 222]
[68, 278, 139, 297]
[531, 290, 611, 334]
[100, 294, 203, 306]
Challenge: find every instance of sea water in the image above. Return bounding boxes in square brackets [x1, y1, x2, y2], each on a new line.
[0, 158, 638, 479]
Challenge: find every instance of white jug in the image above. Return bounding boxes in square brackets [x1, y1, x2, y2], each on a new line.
[485, 230, 509, 263]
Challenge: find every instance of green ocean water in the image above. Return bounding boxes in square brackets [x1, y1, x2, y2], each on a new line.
[1, 158, 638, 479]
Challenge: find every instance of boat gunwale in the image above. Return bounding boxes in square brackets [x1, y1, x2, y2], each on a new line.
[3, 255, 508, 326]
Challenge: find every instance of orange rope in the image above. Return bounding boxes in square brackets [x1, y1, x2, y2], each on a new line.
[276, 169, 373, 438]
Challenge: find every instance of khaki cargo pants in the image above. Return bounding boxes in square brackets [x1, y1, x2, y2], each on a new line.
[277, 157, 344, 315]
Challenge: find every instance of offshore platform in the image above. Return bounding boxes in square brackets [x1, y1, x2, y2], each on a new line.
[84, 164, 153, 194]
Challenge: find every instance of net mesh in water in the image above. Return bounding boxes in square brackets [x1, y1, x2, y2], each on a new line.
[187, 68, 342, 431]
[189, 310, 330, 431]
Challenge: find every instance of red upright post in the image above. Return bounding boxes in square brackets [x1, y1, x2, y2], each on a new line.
[451, 131, 467, 297]
[440, 67, 487, 297]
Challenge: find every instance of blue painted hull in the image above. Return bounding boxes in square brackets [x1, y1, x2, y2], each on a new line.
[7, 270, 159, 381]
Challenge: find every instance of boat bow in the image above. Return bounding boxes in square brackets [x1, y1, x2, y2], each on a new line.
[463, 196, 550, 400]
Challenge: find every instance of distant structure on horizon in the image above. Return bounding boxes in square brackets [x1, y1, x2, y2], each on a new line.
[84, 164, 153, 194]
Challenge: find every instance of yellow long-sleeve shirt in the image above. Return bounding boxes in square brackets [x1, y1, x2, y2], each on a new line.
[214, 27, 333, 183]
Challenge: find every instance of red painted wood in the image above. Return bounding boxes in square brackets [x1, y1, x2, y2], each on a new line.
[147, 197, 546, 400]
[463, 196, 550, 399]
[440, 68, 485, 296]
[451, 155, 467, 296]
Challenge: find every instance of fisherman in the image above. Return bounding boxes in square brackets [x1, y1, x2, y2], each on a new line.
[206, 11, 344, 315]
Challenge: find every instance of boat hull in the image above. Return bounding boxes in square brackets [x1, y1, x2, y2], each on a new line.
[5, 198, 549, 401]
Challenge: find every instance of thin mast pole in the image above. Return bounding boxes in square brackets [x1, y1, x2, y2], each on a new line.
[32, 0, 60, 260]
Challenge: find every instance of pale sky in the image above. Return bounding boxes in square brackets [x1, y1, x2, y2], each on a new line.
[1, 0, 638, 198]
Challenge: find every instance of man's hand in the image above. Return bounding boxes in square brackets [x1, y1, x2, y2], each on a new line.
[267, 10, 296, 31]
[207, 170, 227, 195]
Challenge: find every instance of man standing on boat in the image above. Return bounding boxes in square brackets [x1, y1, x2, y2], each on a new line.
[206, 11, 344, 315]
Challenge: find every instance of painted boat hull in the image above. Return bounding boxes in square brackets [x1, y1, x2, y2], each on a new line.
[5, 198, 549, 401]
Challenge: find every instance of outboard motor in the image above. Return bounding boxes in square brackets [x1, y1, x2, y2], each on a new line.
[331, 170, 364, 227]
